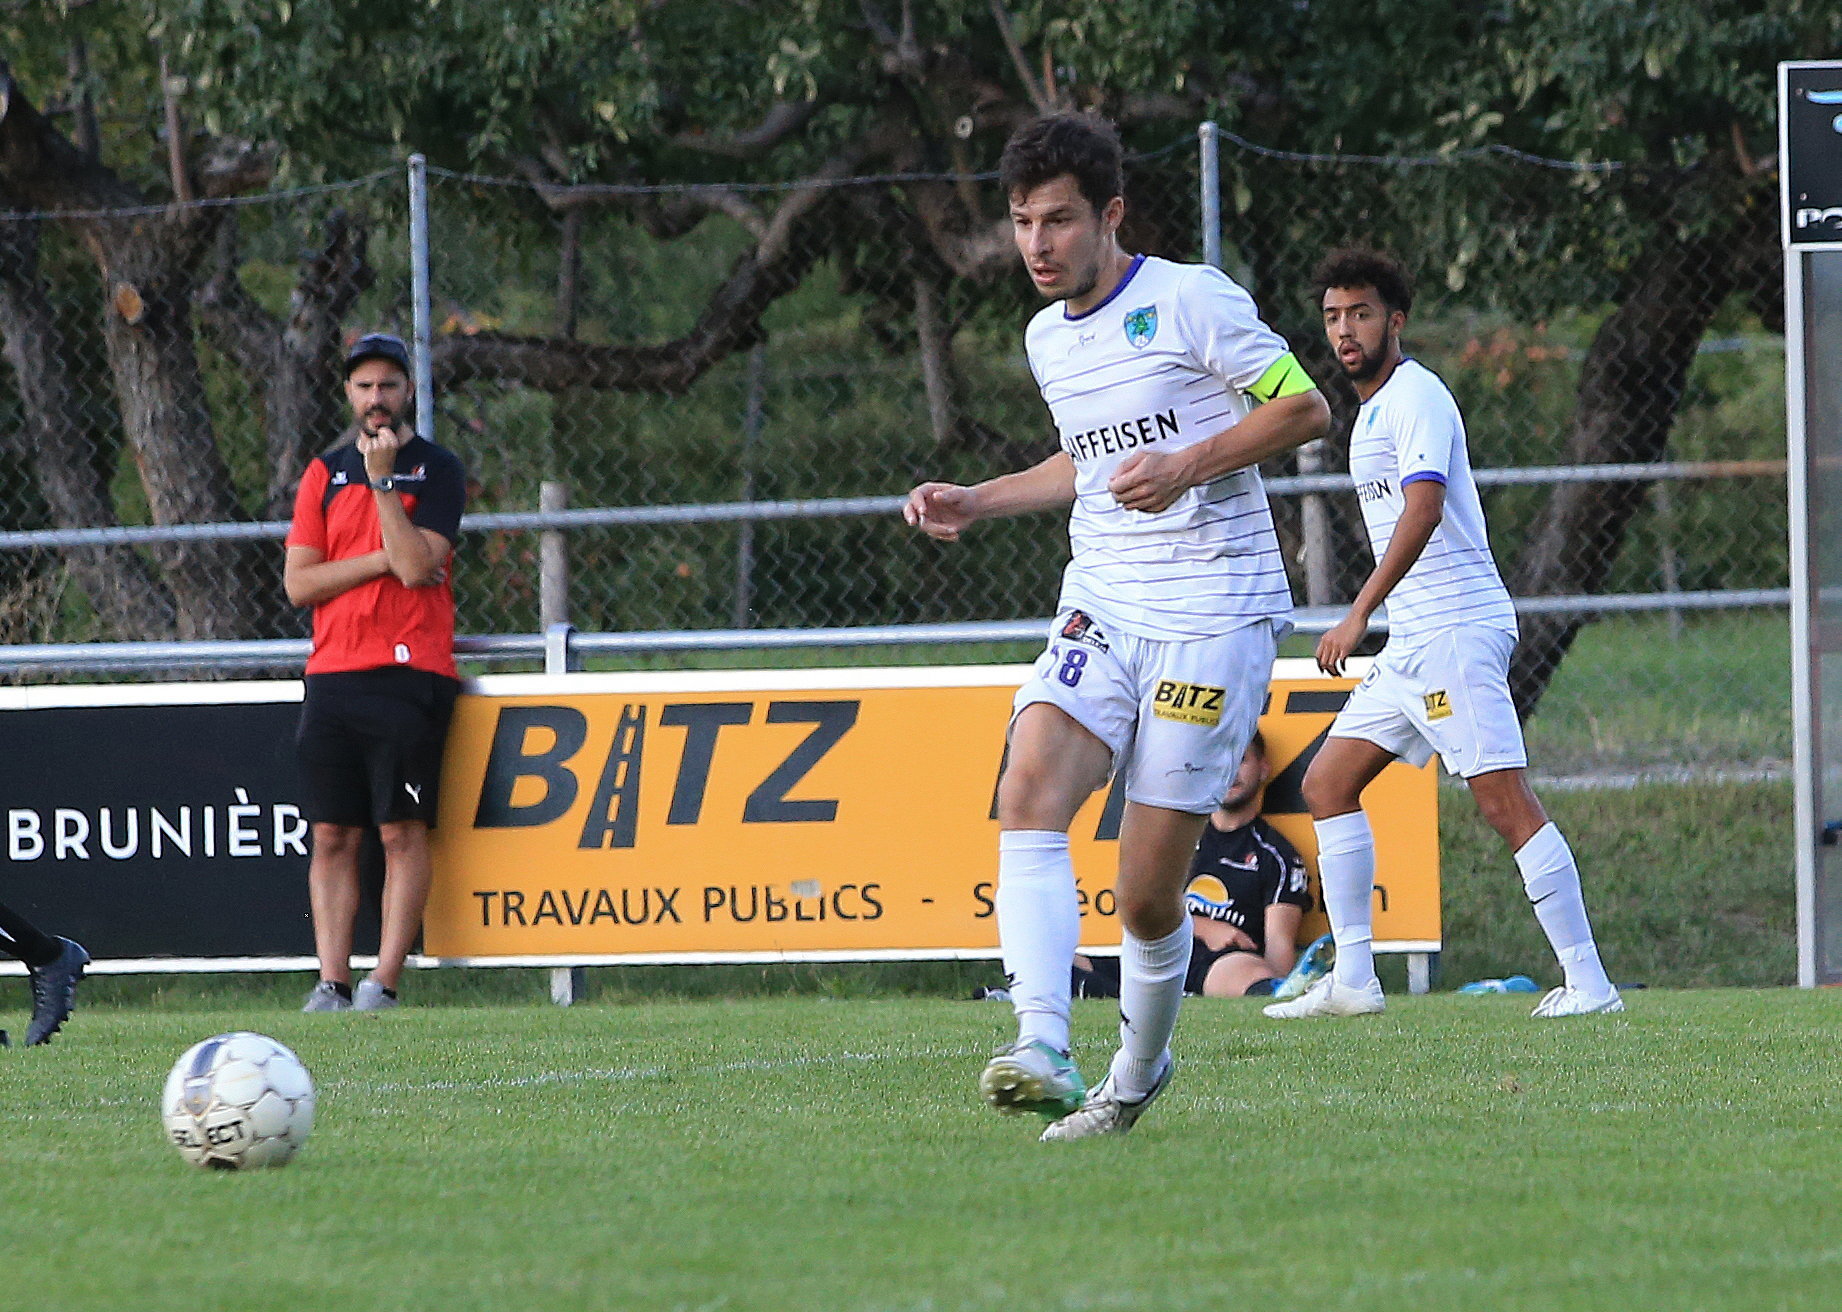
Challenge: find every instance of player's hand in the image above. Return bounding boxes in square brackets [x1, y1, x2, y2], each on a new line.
[1107, 450, 1192, 513]
[1221, 926, 1258, 952]
[357, 422, 406, 482]
[902, 482, 979, 542]
[1315, 614, 1368, 677]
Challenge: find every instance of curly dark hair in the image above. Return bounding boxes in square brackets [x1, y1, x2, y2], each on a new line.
[1310, 247, 1414, 316]
[998, 113, 1124, 215]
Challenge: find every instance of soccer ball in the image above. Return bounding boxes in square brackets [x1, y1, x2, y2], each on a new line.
[161, 1032, 315, 1170]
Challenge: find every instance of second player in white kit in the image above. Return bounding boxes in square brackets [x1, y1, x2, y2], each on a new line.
[1266, 247, 1622, 1023]
[903, 114, 1329, 1140]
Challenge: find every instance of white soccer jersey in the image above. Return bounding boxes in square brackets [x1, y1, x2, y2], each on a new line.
[1025, 255, 1296, 641]
[1348, 358, 1517, 644]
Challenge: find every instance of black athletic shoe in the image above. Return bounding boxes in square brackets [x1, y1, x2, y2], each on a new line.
[25, 937, 88, 1046]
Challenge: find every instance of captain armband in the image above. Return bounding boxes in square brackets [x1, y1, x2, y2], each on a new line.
[1246, 353, 1316, 404]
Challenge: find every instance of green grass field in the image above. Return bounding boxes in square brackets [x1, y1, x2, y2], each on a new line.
[4, 990, 1840, 1312]
[0, 609, 1802, 1307]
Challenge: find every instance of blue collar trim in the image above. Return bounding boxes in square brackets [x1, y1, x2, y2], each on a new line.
[1065, 254, 1146, 321]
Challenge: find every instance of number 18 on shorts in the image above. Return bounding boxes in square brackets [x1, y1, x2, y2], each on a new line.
[1011, 610, 1278, 814]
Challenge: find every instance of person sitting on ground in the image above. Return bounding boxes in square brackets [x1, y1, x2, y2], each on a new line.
[1070, 733, 1325, 1000]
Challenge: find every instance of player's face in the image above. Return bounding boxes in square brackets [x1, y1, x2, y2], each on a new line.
[1217, 746, 1268, 812]
[1009, 176, 1122, 304]
[345, 361, 411, 436]
[1322, 285, 1402, 383]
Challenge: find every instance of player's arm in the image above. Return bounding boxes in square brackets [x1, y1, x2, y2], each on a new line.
[1108, 359, 1329, 513]
[1262, 903, 1305, 977]
[902, 451, 1075, 543]
[359, 425, 451, 587]
[1316, 477, 1446, 676]
[283, 545, 390, 608]
[374, 491, 452, 588]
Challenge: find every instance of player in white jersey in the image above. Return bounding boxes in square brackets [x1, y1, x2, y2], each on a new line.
[901, 115, 1329, 1139]
[1264, 248, 1622, 1023]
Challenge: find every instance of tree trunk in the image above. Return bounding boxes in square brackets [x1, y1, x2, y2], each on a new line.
[0, 61, 270, 639]
[0, 209, 178, 638]
[87, 211, 265, 638]
[197, 207, 371, 517]
[1505, 228, 1749, 717]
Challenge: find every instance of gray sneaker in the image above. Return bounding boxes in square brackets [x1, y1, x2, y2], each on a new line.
[353, 977, 399, 1011]
[1039, 1059, 1173, 1143]
[302, 980, 352, 1013]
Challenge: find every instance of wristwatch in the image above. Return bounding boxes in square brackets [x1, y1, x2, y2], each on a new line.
[368, 475, 397, 493]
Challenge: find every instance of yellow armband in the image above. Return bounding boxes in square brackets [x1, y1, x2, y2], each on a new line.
[1247, 352, 1316, 404]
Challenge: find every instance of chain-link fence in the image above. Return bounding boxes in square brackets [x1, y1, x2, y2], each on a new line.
[0, 130, 1791, 778]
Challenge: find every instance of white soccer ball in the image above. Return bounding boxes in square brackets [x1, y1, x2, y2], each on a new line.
[161, 1032, 315, 1170]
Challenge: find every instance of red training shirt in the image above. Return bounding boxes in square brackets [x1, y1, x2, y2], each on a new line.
[286, 434, 467, 678]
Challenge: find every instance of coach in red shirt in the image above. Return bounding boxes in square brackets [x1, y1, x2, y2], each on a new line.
[284, 333, 466, 1013]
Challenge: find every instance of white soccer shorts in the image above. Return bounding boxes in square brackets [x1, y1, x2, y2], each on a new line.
[1011, 609, 1278, 813]
[1329, 624, 1527, 778]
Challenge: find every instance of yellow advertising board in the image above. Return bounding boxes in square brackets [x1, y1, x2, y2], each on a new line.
[424, 660, 1438, 963]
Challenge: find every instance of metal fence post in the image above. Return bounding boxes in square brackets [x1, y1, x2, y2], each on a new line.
[733, 344, 767, 629]
[1198, 121, 1222, 270]
[543, 618, 585, 1005]
[1298, 440, 1335, 607]
[1652, 480, 1683, 639]
[408, 153, 435, 443]
[540, 480, 570, 629]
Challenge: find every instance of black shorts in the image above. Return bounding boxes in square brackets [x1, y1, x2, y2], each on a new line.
[1076, 941, 1264, 998]
[1185, 940, 1264, 995]
[296, 668, 460, 828]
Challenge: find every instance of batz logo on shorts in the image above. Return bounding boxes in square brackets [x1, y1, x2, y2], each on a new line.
[1423, 690, 1453, 721]
[1151, 680, 1225, 726]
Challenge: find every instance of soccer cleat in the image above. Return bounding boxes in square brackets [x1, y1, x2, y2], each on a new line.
[302, 980, 353, 1013]
[1272, 933, 1336, 1002]
[352, 977, 399, 1012]
[1262, 974, 1385, 1020]
[24, 937, 88, 1046]
[1039, 1061, 1173, 1143]
[978, 1039, 1086, 1120]
[1530, 985, 1624, 1018]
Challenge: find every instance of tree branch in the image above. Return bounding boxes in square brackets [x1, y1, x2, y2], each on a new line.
[436, 148, 869, 395]
[987, 0, 1052, 114]
[669, 100, 822, 159]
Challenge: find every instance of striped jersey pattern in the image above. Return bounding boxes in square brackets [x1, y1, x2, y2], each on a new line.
[1024, 255, 1296, 640]
[1348, 358, 1517, 645]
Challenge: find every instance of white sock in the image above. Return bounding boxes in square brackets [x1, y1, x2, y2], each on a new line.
[996, 830, 1079, 1053]
[1515, 822, 1613, 995]
[1108, 921, 1191, 1100]
[1315, 811, 1377, 987]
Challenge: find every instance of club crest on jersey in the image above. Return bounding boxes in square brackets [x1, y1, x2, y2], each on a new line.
[1123, 305, 1158, 349]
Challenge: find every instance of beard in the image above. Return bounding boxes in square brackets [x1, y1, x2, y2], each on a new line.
[1217, 779, 1261, 812]
[1038, 245, 1107, 304]
[1340, 342, 1389, 382]
[1049, 262, 1102, 303]
[359, 406, 400, 436]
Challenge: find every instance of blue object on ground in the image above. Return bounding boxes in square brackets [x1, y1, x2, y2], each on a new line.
[1457, 974, 1541, 995]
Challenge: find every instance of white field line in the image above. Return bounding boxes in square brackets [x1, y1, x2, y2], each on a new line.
[328, 1044, 990, 1098]
[1440, 763, 1790, 793]
[68, 1045, 988, 1113]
